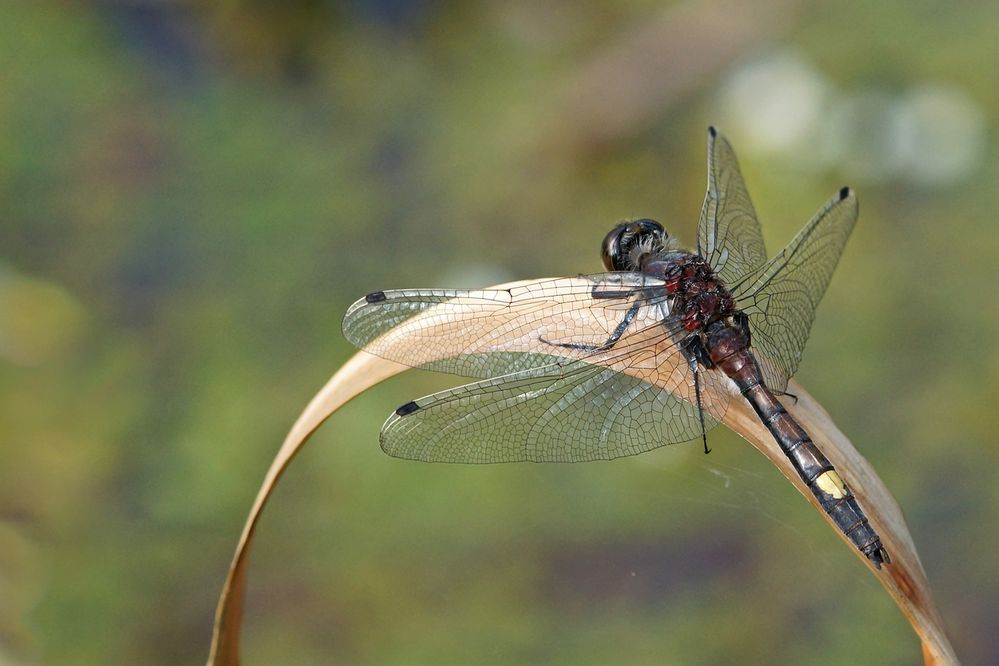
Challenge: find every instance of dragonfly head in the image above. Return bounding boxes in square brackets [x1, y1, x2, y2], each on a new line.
[601, 218, 668, 271]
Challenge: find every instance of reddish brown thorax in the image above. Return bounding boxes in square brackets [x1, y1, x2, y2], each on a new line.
[653, 254, 737, 332]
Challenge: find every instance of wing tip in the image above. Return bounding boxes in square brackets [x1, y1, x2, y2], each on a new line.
[708, 125, 718, 138]
[365, 291, 387, 303]
[838, 186, 851, 201]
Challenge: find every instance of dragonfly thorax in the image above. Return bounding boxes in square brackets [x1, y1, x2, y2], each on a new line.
[644, 252, 738, 332]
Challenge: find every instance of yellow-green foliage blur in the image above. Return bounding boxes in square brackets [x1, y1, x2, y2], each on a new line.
[2, 1, 997, 664]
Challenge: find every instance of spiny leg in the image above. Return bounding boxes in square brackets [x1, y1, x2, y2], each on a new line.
[681, 336, 714, 454]
[694, 369, 711, 454]
[681, 334, 715, 369]
[774, 389, 799, 404]
[540, 298, 642, 352]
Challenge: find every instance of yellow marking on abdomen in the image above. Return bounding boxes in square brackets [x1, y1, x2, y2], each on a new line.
[815, 470, 848, 499]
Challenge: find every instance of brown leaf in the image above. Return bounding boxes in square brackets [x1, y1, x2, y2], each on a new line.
[206, 351, 407, 665]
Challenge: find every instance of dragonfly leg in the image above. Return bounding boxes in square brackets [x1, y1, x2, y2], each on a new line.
[680, 334, 715, 369]
[775, 389, 799, 404]
[694, 369, 711, 454]
[680, 336, 713, 454]
[540, 299, 641, 352]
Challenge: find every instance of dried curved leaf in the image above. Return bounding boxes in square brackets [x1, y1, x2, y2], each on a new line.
[206, 351, 407, 666]
[208, 280, 958, 666]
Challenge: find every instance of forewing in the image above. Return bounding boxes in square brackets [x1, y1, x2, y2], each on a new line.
[380, 341, 735, 463]
[731, 187, 859, 391]
[697, 127, 768, 286]
[342, 273, 668, 379]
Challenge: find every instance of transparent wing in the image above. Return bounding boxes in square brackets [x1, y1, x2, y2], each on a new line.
[346, 272, 738, 462]
[697, 126, 768, 286]
[342, 273, 670, 379]
[730, 187, 859, 392]
[380, 345, 735, 463]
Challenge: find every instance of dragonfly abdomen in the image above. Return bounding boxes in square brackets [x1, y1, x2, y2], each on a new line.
[738, 375, 891, 569]
[699, 322, 889, 567]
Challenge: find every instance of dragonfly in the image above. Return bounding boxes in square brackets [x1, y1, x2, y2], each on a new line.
[343, 127, 890, 568]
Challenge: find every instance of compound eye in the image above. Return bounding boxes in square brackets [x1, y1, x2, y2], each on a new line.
[600, 218, 666, 271]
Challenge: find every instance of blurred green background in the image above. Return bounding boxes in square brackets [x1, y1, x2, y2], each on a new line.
[2, 1, 998, 664]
